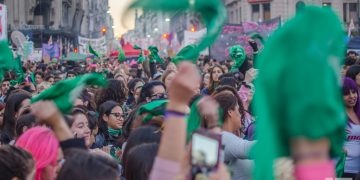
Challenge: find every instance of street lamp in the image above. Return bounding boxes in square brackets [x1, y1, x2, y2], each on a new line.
[147, 34, 151, 38]
[165, 18, 170, 22]
[154, 28, 159, 32]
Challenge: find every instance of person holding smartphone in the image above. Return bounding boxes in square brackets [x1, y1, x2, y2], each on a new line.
[150, 62, 231, 180]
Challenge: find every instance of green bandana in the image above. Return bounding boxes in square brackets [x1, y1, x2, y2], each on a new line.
[89, 44, 100, 58]
[108, 127, 122, 136]
[128, 0, 226, 63]
[0, 40, 14, 80]
[148, 46, 164, 64]
[138, 100, 168, 124]
[171, 44, 198, 65]
[118, 48, 126, 63]
[10, 55, 25, 86]
[228, 45, 246, 72]
[134, 45, 146, 64]
[31, 73, 108, 113]
[253, 6, 346, 180]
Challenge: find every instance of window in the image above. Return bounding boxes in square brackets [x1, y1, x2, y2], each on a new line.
[235, 9, 238, 23]
[263, 3, 271, 20]
[349, 3, 358, 24]
[344, 3, 348, 23]
[252, 4, 260, 21]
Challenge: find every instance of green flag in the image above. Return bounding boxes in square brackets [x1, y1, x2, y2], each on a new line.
[171, 44, 198, 65]
[89, 44, 100, 58]
[253, 6, 346, 180]
[228, 45, 246, 72]
[137, 100, 168, 124]
[133, 45, 146, 64]
[128, 0, 226, 63]
[0, 40, 14, 80]
[118, 47, 126, 63]
[148, 46, 164, 64]
[31, 73, 108, 113]
[10, 55, 25, 86]
[133, 45, 141, 50]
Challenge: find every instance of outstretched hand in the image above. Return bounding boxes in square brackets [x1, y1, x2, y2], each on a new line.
[168, 62, 201, 106]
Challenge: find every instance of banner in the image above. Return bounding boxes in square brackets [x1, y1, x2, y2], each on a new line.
[0, 4, 7, 40]
[184, 29, 209, 55]
[78, 36, 107, 55]
[210, 17, 281, 61]
[42, 43, 60, 62]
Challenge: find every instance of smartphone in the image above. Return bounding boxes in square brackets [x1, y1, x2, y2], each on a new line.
[190, 129, 221, 173]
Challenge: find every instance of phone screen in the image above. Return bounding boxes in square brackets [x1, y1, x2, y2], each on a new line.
[191, 133, 220, 167]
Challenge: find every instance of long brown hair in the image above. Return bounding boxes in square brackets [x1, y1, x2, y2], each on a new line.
[208, 64, 224, 94]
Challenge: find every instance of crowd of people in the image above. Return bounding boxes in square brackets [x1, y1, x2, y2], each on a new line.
[0, 6, 359, 180]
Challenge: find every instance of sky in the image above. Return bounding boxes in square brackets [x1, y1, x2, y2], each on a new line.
[109, 0, 135, 38]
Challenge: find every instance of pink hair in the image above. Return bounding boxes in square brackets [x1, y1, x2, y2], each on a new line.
[16, 127, 59, 180]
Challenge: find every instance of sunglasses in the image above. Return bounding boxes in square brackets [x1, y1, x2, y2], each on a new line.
[150, 93, 168, 101]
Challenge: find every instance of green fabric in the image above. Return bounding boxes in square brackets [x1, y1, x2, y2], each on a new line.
[228, 45, 246, 72]
[133, 45, 141, 50]
[108, 127, 122, 136]
[253, 7, 346, 180]
[0, 40, 14, 81]
[31, 73, 108, 113]
[148, 46, 164, 64]
[129, 0, 226, 63]
[335, 152, 346, 177]
[171, 44, 198, 65]
[10, 55, 25, 86]
[249, 33, 265, 44]
[89, 44, 100, 58]
[137, 100, 168, 124]
[118, 48, 126, 63]
[134, 45, 146, 64]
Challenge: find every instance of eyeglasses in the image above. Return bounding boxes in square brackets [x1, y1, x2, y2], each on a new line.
[110, 113, 125, 119]
[150, 93, 168, 101]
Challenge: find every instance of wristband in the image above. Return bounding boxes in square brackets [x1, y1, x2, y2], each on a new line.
[164, 110, 187, 118]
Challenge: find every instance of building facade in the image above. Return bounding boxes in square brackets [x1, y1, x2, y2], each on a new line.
[4, 0, 113, 49]
[225, 0, 360, 31]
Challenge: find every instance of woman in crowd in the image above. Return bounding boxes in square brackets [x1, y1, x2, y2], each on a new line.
[15, 127, 60, 180]
[342, 77, 360, 178]
[1, 92, 31, 142]
[346, 65, 360, 92]
[121, 125, 162, 178]
[96, 79, 128, 109]
[201, 64, 224, 95]
[126, 78, 145, 108]
[65, 106, 92, 148]
[95, 100, 125, 149]
[57, 149, 120, 180]
[45, 75, 55, 85]
[125, 143, 159, 180]
[200, 73, 210, 91]
[0, 145, 35, 180]
[213, 91, 255, 180]
[137, 81, 167, 104]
